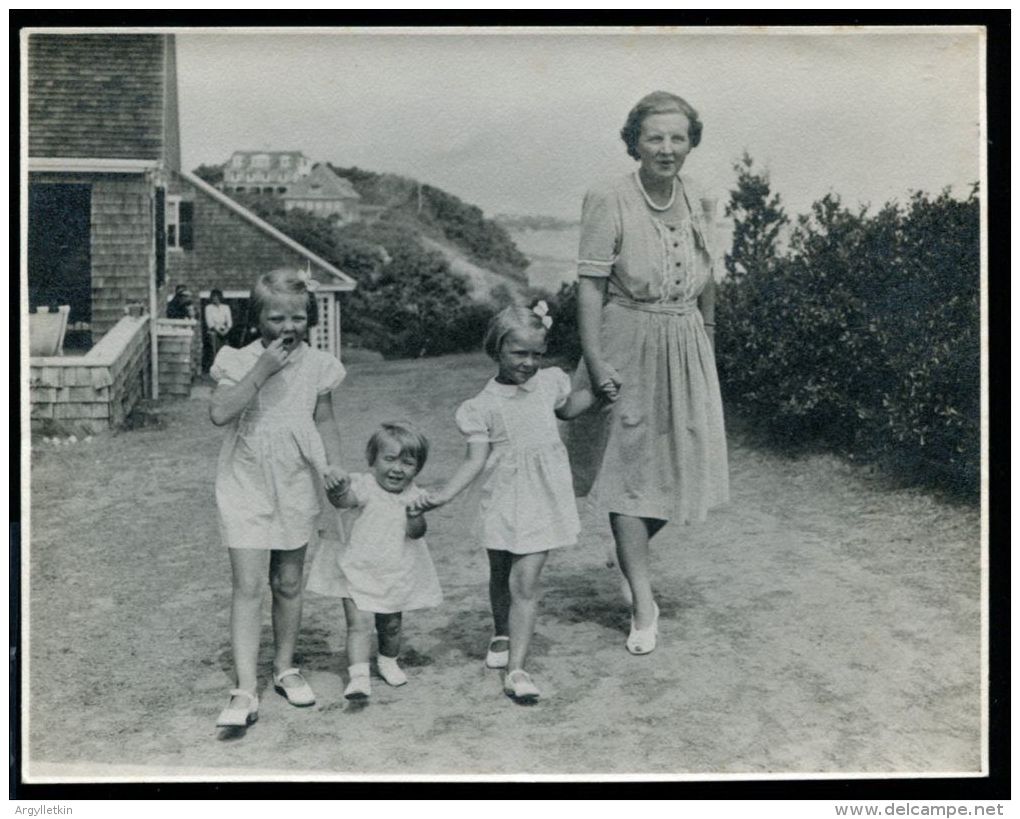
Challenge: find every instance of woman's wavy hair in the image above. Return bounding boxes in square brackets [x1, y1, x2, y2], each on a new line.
[366, 421, 430, 470]
[249, 268, 319, 332]
[482, 305, 548, 361]
[620, 91, 703, 159]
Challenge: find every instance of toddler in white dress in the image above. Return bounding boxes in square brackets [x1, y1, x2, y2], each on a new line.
[417, 303, 602, 703]
[307, 422, 439, 700]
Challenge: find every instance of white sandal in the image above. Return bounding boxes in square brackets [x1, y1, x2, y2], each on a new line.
[626, 601, 659, 655]
[273, 667, 316, 707]
[216, 688, 259, 728]
[485, 635, 510, 669]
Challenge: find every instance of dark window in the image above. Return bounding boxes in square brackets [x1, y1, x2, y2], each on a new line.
[155, 188, 166, 288]
[28, 182, 92, 326]
[179, 201, 194, 250]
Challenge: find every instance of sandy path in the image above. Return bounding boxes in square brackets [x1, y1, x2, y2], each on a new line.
[24, 352, 981, 778]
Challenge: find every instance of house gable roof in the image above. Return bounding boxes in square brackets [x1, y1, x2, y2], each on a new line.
[282, 164, 361, 202]
[179, 170, 357, 291]
[28, 33, 177, 165]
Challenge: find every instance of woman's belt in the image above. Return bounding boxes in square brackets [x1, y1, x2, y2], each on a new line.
[607, 295, 699, 316]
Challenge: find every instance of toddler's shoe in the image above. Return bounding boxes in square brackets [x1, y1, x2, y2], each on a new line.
[216, 688, 259, 728]
[377, 655, 407, 687]
[503, 669, 540, 704]
[485, 635, 510, 669]
[344, 671, 372, 700]
[273, 667, 316, 707]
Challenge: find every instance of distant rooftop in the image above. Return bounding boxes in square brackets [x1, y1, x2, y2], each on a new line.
[281, 163, 361, 201]
[227, 150, 310, 173]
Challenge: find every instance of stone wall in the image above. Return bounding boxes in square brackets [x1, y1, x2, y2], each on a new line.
[156, 318, 199, 398]
[29, 316, 150, 434]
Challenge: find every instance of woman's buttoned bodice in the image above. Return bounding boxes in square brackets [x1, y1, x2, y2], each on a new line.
[577, 172, 719, 307]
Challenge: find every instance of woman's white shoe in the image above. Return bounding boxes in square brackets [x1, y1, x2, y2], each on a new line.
[626, 601, 659, 655]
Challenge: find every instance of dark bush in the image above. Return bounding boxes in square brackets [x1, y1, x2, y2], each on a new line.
[542, 281, 582, 367]
[717, 156, 979, 495]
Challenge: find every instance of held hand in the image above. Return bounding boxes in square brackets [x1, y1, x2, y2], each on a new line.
[593, 363, 622, 402]
[405, 504, 425, 519]
[413, 491, 447, 513]
[324, 471, 350, 507]
[322, 466, 349, 493]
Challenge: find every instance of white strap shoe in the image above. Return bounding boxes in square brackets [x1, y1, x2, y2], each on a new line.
[216, 688, 259, 728]
[273, 667, 316, 707]
[626, 601, 659, 655]
[503, 669, 541, 703]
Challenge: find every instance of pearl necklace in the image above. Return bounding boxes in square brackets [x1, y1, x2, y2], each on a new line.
[636, 170, 677, 212]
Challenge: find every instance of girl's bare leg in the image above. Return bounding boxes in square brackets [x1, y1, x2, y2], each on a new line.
[507, 551, 549, 671]
[269, 545, 307, 674]
[343, 598, 375, 667]
[228, 548, 270, 695]
[610, 514, 665, 629]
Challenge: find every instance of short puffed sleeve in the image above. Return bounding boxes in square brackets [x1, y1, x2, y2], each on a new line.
[547, 367, 572, 410]
[317, 353, 346, 395]
[454, 399, 490, 444]
[209, 346, 252, 387]
[577, 182, 621, 278]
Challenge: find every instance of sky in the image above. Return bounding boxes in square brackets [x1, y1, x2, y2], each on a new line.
[177, 27, 983, 222]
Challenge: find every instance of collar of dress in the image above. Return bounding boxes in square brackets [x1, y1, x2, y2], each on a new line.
[483, 375, 539, 397]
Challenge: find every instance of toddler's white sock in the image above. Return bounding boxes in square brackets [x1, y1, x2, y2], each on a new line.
[348, 662, 370, 679]
[377, 655, 408, 687]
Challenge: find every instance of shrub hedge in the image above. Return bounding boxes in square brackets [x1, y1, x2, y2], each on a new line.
[716, 180, 980, 496]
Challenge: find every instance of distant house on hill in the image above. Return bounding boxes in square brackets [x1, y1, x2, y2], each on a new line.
[221, 150, 313, 195]
[26, 33, 355, 431]
[282, 163, 362, 222]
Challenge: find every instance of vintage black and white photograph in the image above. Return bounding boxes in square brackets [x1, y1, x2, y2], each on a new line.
[19, 23, 990, 783]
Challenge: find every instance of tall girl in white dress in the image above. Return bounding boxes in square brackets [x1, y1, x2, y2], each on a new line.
[209, 268, 347, 728]
[419, 304, 602, 703]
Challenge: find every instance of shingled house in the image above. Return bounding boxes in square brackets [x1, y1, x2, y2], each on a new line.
[27, 32, 355, 431]
[281, 163, 362, 222]
[221, 150, 313, 195]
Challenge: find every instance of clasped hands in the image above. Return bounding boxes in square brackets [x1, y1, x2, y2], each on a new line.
[593, 363, 622, 403]
[323, 466, 350, 506]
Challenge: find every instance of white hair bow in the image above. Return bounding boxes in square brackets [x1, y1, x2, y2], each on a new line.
[533, 300, 553, 329]
[298, 268, 319, 292]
